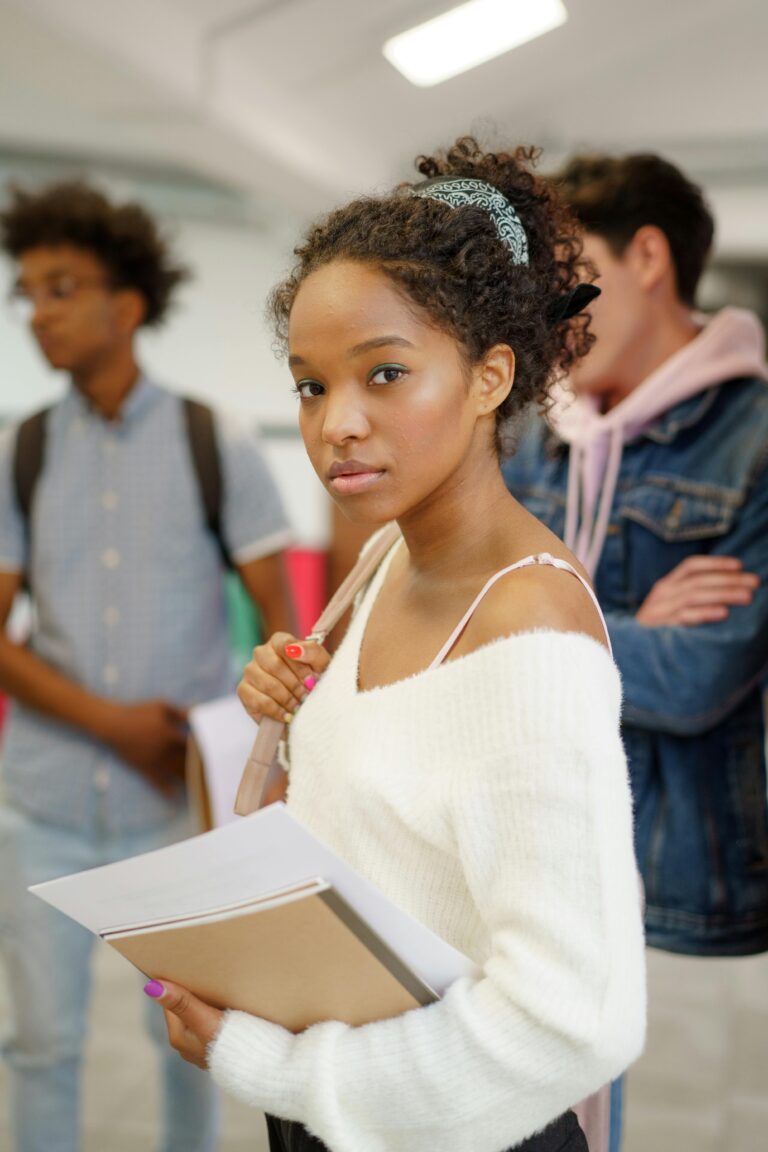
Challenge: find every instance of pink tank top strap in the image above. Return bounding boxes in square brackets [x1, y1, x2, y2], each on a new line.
[429, 552, 612, 669]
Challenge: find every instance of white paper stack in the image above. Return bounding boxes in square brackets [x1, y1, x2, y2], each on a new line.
[31, 803, 476, 1003]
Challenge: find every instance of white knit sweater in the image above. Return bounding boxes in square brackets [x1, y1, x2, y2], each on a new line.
[209, 549, 646, 1152]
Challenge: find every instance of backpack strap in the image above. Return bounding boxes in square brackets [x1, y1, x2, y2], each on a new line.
[182, 397, 231, 568]
[234, 522, 402, 817]
[13, 407, 51, 585]
[13, 407, 49, 524]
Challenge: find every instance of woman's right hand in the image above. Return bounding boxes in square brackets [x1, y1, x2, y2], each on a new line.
[237, 633, 331, 725]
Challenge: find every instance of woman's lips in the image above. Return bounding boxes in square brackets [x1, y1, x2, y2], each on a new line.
[328, 469, 385, 495]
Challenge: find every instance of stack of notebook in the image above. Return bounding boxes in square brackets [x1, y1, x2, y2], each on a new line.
[31, 803, 475, 1031]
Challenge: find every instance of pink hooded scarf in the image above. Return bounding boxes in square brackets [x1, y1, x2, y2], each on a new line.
[547, 308, 768, 576]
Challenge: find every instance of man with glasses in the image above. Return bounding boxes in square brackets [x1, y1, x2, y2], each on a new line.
[0, 181, 295, 1152]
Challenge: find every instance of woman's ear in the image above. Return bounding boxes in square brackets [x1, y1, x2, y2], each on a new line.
[474, 344, 515, 416]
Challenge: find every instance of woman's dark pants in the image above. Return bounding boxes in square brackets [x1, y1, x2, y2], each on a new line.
[266, 1109, 588, 1151]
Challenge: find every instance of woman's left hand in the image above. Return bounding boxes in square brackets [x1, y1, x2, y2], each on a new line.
[144, 979, 224, 1069]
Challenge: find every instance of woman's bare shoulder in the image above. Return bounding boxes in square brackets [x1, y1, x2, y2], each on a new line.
[456, 560, 609, 656]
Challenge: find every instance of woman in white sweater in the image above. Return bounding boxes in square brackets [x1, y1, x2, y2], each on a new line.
[148, 138, 646, 1152]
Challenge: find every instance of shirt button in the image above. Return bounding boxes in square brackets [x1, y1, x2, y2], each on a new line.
[101, 491, 119, 510]
[94, 766, 110, 791]
[103, 664, 120, 685]
[101, 548, 121, 569]
[104, 606, 121, 626]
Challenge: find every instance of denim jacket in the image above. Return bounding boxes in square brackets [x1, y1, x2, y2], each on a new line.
[503, 376, 768, 955]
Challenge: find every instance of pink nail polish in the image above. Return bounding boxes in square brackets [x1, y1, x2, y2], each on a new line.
[303, 675, 317, 691]
[144, 980, 164, 999]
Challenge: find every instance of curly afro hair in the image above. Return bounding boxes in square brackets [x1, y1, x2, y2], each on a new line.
[0, 180, 190, 327]
[269, 137, 594, 455]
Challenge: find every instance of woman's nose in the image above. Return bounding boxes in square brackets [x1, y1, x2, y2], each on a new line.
[321, 391, 370, 445]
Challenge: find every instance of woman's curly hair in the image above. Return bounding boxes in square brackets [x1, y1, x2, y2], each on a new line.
[269, 137, 594, 454]
[0, 181, 189, 327]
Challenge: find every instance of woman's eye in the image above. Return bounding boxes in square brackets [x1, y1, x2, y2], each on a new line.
[369, 365, 407, 385]
[293, 380, 325, 399]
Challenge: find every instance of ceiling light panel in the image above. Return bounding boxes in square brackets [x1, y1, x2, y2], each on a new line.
[383, 0, 568, 87]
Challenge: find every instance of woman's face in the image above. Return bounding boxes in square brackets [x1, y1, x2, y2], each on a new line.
[287, 260, 497, 525]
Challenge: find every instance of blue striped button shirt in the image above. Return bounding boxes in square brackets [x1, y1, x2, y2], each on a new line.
[0, 379, 292, 832]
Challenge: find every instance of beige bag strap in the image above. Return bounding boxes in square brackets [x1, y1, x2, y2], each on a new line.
[234, 522, 402, 815]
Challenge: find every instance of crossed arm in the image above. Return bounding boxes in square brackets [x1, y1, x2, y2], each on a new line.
[608, 472, 768, 735]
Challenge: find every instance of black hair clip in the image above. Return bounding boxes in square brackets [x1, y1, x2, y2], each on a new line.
[549, 283, 601, 325]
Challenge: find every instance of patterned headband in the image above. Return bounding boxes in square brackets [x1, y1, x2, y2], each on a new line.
[410, 176, 529, 266]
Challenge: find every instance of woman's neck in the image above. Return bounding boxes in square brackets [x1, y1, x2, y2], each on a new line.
[396, 458, 522, 586]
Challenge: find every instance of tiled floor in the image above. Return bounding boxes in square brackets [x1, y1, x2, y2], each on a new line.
[0, 942, 269, 1151]
[1, 943, 767, 1150]
[623, 949, 768, 1152]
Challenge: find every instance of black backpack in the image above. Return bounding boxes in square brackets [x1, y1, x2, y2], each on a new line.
[12, 397, 231, 568]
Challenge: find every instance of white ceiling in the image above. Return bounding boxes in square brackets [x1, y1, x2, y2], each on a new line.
[1, 0, 767, 227]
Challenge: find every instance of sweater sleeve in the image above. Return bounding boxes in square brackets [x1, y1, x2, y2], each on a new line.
[208, 644, 646, 1152]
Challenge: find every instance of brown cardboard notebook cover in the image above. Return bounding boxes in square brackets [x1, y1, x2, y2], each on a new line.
[105, 881, 436, 1032]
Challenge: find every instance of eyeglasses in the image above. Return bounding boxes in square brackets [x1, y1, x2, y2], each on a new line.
[7, 274, 113, 323]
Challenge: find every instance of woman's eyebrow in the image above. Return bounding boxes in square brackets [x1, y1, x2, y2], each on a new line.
[288, 335, 415, 369]
[347, 335, 415, 357]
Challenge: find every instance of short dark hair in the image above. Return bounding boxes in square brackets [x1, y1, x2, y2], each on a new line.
[270, 137, 594, 455]
[0, 180, 190, 326]
[555, 153, 715, 306]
